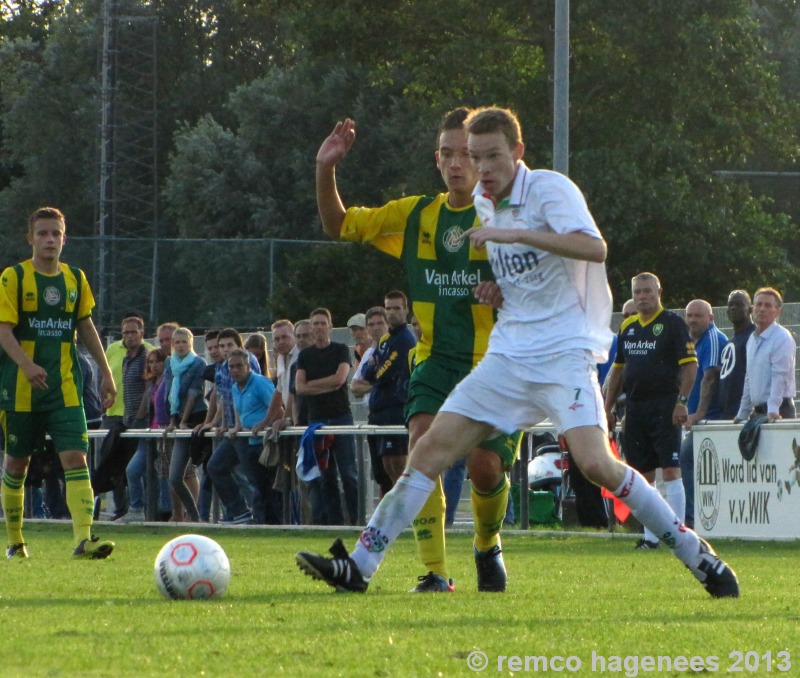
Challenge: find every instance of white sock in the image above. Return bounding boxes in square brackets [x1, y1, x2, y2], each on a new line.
[642, 480, 660, 544]
[351, 467, 436, 579]
[663, 478, 686, 528]
[614, 467, 701, 568]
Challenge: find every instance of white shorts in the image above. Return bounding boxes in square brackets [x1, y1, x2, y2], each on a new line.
[440, 350, 607, 436]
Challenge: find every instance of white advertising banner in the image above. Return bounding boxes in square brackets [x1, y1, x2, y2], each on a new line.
[693, 422, 800, 539]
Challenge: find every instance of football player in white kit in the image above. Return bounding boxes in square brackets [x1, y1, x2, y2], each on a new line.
[297, 107, 739, 599]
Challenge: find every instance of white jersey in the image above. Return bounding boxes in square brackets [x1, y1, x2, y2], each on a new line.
[473, 163, 613, 363]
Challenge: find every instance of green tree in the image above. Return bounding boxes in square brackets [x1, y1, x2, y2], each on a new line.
[270, 242, 406, 325]
[567, 0, 799, 304]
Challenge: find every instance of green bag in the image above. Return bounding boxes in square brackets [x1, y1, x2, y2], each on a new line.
[510, 485, 559, 525]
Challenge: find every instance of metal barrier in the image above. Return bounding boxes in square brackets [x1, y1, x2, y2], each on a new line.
[30, 424, 558, 528]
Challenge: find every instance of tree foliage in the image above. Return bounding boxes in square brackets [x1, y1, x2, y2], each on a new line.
[1, 0, 799, 326]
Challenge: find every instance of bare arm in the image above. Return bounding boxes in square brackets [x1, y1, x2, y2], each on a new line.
[316, 119, 356, 239]
[350, 379, 373, 398]
[686, 366, 721, 428]
[264, 389, 287, 428]
[603, 364, 624, 428]
[195, 387, 219, 432]
[77, 316, 116, 409]
[673, 362, 698, 426]
[463, 227, 607, 263]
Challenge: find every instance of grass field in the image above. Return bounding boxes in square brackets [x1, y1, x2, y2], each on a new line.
[0, 522, 797, 677]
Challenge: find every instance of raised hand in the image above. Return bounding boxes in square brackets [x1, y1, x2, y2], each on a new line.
[316, 118, 356, 167]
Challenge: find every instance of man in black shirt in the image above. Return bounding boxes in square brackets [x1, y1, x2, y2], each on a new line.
[717, 290, 756, 419]
[296, 308, 358, 525]
[604, 272, 697, 549]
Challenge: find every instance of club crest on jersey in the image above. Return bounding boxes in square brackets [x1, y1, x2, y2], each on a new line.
[653, 323, 664, 336]
[68, 288, 77, 303]
[442, 225, 465, 253]
[43, 286, 61, 306]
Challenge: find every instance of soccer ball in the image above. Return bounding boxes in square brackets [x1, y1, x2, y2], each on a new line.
[154, 534, 231, 600]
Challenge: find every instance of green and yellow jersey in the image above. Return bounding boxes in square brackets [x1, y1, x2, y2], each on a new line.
[0, 259, 94, 412]
[341, 193, 494, 370]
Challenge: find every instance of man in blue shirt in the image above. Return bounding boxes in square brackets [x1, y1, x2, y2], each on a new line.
[361, 291, 416, 486]
[206, 345, 272, 524]
[680, 299, 728, 528]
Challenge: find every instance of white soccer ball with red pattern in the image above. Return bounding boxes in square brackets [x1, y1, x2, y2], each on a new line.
[154, 534, 230, 600]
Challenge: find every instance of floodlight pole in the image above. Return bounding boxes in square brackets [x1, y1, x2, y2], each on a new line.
[553, 0, 569, 176]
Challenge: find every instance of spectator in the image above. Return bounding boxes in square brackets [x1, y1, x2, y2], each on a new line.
[604, 272, 697, 550]
[127, 348, 168, 521]
[93, 316, 151, 519]
[163, 327, 208, 522]
[347, 313, 370, 372]
[113, 316, 151, 522]
[296, 308, 358, 525]
[78, 351, 104, 430]
[262, 319, 299, 430]
[195, 329, 225, 435]
[193, 329, 223, 522]
[99, 312, 153, 518]
[735, 287, 796, 423]
[205, 328, 263, 518]
[361, 291, 416, 486]
[155, 321, 193, 519]
[212, 348, 277, 523]
[244, 332, 268, 376]
[156, 322, 178, 355]
[680, 299, 728, 529]
[351, 307, 393, 497]
[718, 291, 756, 419]
[288, 319, 317, 523]
[289, 320, 313, 429]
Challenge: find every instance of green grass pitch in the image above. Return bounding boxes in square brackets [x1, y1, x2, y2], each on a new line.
[1, 523, 797, 677]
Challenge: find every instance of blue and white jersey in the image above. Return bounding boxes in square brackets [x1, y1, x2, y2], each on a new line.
[688, 323, 729, 417]
[473, 163, 613, 363]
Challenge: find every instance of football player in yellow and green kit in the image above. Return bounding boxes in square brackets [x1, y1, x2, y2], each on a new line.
[1, 207, 117, 559]
[315, 109, 519, 592]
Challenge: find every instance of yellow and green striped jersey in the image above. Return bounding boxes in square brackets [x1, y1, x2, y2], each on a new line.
[341, 193, 495, 370]
[0, 259, 94, 412]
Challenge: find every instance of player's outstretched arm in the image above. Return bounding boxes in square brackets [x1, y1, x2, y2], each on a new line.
[316, 118, 356, 240]
[463, 227, 606, 263]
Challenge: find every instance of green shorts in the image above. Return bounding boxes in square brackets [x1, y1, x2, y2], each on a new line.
[2, 407, 89, 458]
[406, 357, 521, 468]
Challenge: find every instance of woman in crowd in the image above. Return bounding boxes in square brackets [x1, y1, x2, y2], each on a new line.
[244, 332, 270, 378]
[163, 328, 208, 521]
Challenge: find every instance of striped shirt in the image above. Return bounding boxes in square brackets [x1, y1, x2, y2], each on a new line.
[341, 193, 495, 370]
[0, 259, 94, 412]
